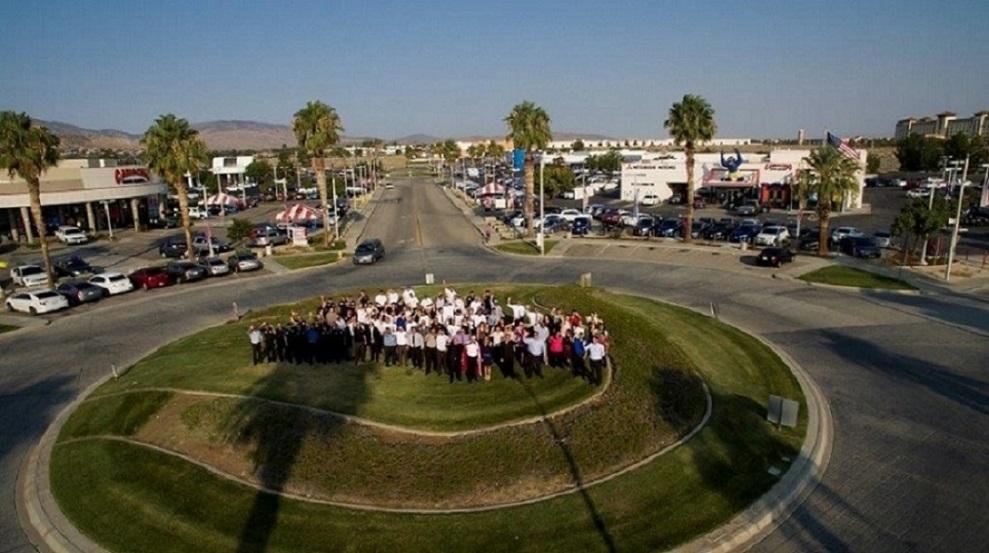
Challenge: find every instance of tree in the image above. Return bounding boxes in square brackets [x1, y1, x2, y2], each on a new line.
[467, 143, 484, 160]
[664, 94, 716, 242]
[486, 140, 506, 160]
[226, 217, 254, 244]
[142, 114, 207, 259]
[791, 169, 816, 241]
[244, 159, 274, 191]
[293, 100, 343, 245]
[803, 146, 861, 256]
[0, 111, 60, 287]
[866, 152, 881, 174]
[944, 133, 987, 168]
[895, 135, 943, 171]
[505, 101, 552, 236]
[404, 145, 416, 159]
[572, 139, 585, 151]
[543, 161, 575, 199]
[891, 196, 950, 264]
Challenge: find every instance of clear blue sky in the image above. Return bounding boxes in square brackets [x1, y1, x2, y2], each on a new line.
[2, 0, 987, 139]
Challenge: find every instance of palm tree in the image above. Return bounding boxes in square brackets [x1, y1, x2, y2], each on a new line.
[791, 169, 816, 246]
[0, 112, 60, 287]
[142, 114, 207, 259]
[664, 94, 716, 242]
[504, 101, 551, 236]
[293, 101, 343, 246]
[803, 146, 861, 256]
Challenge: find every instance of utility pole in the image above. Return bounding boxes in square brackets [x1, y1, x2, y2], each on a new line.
[539, 154, 546, 256]
[944, 155, 970, 282]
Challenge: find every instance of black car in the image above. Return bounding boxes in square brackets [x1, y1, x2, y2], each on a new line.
[839, 236, 881, 258]
[571, 217, 592, 236]
[55, 256, 94, 277]
[756, 247, 795, 267]
[353, 239, 385, 265]
[632, 217, 656, 236]
[729, 224, 761, 243]
[159, 236, 188, 258]
[56, 281, 103, 306]
[147, 214, 179, 229]
[703, 221, 736, 240]
[165, 260, 209, 283]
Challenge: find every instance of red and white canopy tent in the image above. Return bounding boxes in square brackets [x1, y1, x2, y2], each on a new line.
[477, 182, 506, 196]
[204, 192, 244, 208]
[275, 203, 321, 223]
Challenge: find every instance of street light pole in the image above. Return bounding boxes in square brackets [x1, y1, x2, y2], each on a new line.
[539, 154, 546, 256]
[102, 201, 114, 239]
[945, 155, 970, 282]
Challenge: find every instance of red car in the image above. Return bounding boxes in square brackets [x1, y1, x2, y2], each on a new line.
[600, 209, 627, 226]
[128, 267, 173, 290]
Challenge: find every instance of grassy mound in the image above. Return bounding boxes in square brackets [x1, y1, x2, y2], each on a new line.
[52, 286, 805, 552]
[798, 265, 915, 290]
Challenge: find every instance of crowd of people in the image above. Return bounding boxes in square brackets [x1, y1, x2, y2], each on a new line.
[247, 287, 610, 385]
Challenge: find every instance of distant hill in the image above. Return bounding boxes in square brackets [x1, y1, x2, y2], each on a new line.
[36, 118, 615, 151]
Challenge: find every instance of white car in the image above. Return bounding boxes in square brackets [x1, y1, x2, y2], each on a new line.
[88, 272, 135, 296]
[831, 226, 864, 243]
[11, 265, 48, 287]
[6, 289, 69, 314]
[558, 209, 583, 222]
[621, 212, 645, 227]
[640, 194, 661, 206]
[55, 226, 89, 244]
[188, 205, 209, 219]
[905, 188, 930, 199]
[754, 226, 790, 246]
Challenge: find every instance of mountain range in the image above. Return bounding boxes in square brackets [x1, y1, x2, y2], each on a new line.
[37, 119, 612, 152]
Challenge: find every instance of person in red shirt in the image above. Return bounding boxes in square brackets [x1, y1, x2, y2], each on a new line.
[548, 331, 566, 368]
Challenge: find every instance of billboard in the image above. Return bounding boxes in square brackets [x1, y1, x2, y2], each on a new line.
[513, 149, 526, 171]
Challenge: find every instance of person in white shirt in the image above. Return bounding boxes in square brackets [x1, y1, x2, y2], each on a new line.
[387, 289, 400, 305]
[435, 330, 449, 373]
[523, 331, 546, 378]
[586, 335, 607, 385]
[464, 336, 480, 381]
[248, 326, 264, 365]
[394, 328, 409, 366]
[374, 291, 387, 307]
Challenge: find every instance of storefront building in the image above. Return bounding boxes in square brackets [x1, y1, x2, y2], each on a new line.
[620, 149, 867, 211]
[0, 159, 168, 242]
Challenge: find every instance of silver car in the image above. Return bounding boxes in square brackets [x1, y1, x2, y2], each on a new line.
[197, 256, 231, 276]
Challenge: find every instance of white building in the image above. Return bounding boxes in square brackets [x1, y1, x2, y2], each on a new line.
[0, 159, 168, 241]
[210, 155, 254, 188]
[620, 149, 867, 210]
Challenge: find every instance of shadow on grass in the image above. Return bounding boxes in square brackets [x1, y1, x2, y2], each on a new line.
[521, 379, 617, 553]
[226, 358, 371, 553]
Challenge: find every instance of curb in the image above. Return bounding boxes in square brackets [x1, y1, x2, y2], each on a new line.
[772, 271, 922, 296]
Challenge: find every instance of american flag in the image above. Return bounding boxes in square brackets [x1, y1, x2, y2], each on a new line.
[827, 132, 860, 161]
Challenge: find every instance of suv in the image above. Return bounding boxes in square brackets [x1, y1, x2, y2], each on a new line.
[166, 260, 208, 283]
[830, 226, 863, 244]
[839, 236, 881, 258]
[55, 256, 94, 277]
[251, 226, 288, 247]
[159, 236, 188, 258]
[353, 239, 385, 265]
[129, 267, 173, 290]
[754, 226, 790, 246]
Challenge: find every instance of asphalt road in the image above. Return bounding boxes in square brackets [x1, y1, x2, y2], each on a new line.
[1, 175, 987, 552]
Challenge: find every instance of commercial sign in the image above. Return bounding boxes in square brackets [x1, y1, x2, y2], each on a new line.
[114, 168, 150, 184]
[765, 163, 793, 171]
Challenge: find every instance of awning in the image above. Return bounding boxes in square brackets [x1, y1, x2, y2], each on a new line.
[275, 203, 321, 222]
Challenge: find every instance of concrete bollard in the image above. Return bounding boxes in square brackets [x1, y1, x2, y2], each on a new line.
[111, 363, 118, 380]
[232, 302, 239, 320]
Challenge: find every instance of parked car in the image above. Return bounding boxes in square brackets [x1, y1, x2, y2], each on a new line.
[251, 227, 289, 247]
[571, 216, 592, 236]
[632, 217, 657, 236]
[353, 239, 385, 265]
[621, 212, 647, 227]
[228, 252, 264, 272]
[192, 235, 231, 255]
[692, 197, 707, 209]
[538, 214, 566, 234]
[830, 226, 864, 243]
[54, 256, 94, 278]
[756, 247, 795, 267]
[159, 236, 188, 258]
[729, 223, 761, 243]
[147, 214, 179, 229]
[588, 204, 608, 219]
[667, 194, 684, 205]
[88, 272, 135, 296]
[873, 231, 893, 248]
[558, 209, 583, 222]
[640, 194, 661, 206]
[703, 220, 736, 240]
[839, 236, 882, 258]
[652, 219, 682, 238]
[734, 200, 761, 216]
[55, 225, 89, 245]
[11, 265, 48, 287]
[501, 210, 523, 225]
[56, 281, 104, 306]
[754, 226, 790, 246]
[5, 289, 69, 314]
[128, 267, 173, 290]
[188, 205, 209, 219]
[197, 256, 231, 276]
[165, 260, 208, 283]
[600, 209, 628, 227]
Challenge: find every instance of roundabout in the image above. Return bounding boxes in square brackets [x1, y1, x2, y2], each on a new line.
[40, 284, 809, 552]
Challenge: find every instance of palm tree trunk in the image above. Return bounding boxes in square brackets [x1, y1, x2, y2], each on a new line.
[175, 181, 194, 259]
[683, 146, 695, 243]
[27, 180, 55, 288]
[524, 153, 535, 238]
[817, 206, 831, 257]
[314, 156, 331, 246]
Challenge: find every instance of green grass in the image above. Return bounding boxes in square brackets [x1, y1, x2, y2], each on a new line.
[0, 323, 18, 334]
[799, 265, 915, 290]
[494, 240, 558, 255]
[274, 252, 342, 270]
[52, 286, 807, 553]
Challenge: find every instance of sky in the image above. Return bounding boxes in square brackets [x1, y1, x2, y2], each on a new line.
[1, 0, 988, 140]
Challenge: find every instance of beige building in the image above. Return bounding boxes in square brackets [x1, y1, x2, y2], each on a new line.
[0, 159, 168, 242]
[895, 111, 989, 140]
